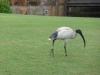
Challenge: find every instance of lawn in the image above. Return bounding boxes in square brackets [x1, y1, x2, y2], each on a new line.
[0, 13, 100, 75]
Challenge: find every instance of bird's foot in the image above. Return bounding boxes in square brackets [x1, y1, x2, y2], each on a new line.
[65, 54, 67, 56]
[50, 49, 54, 57]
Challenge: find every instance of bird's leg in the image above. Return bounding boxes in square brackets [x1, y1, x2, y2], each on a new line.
[50, 40, 55, 57]
[64, 43, 67, 56]
[50, 49, 54, 57]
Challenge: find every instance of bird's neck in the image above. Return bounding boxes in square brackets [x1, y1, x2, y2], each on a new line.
[71, 31, 77, 39]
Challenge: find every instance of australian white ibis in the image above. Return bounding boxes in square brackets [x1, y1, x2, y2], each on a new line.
[48, 27, 86, 56]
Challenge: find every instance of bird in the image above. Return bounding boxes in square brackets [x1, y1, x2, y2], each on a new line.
[48, 27, 86, 56]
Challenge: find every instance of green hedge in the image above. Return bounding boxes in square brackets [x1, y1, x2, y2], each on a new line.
[0, 0, 12, 13]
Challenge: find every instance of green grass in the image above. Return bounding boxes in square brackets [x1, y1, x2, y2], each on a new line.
[0, 13, 100, 75]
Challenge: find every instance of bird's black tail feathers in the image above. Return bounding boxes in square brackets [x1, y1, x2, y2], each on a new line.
[48, 31, 58, 40]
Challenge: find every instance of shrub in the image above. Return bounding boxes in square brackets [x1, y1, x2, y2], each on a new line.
[0, 0, 12, 13]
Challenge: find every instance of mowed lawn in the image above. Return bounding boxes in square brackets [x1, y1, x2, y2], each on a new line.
[0, 13, 100, 75]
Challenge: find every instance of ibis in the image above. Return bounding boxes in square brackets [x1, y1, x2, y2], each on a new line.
[48, 27, 86, 56]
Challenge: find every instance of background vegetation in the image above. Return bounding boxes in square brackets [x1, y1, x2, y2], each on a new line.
[0, 0, 11, 13]
[0, 13, 100, 75]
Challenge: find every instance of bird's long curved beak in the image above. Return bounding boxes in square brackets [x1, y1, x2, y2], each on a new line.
[80, 32, 86, 47]
[76, 29, 86, 47]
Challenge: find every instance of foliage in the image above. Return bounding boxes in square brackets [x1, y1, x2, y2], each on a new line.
[0, 0, 11, 13]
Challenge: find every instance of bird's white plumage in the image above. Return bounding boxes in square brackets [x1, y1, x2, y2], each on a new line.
[56, 27, 76, 40]
[57, 27, 71, 31]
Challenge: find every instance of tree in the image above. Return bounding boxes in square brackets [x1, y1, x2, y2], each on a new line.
[0, 0, 12, 13]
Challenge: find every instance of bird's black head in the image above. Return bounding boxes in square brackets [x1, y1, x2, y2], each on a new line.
[76, 29, 81, 34]
[76, 29, 86, 47]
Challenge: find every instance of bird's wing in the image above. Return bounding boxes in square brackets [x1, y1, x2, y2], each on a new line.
[57, 27, 71, 31]
[57, 29, 74, 39]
